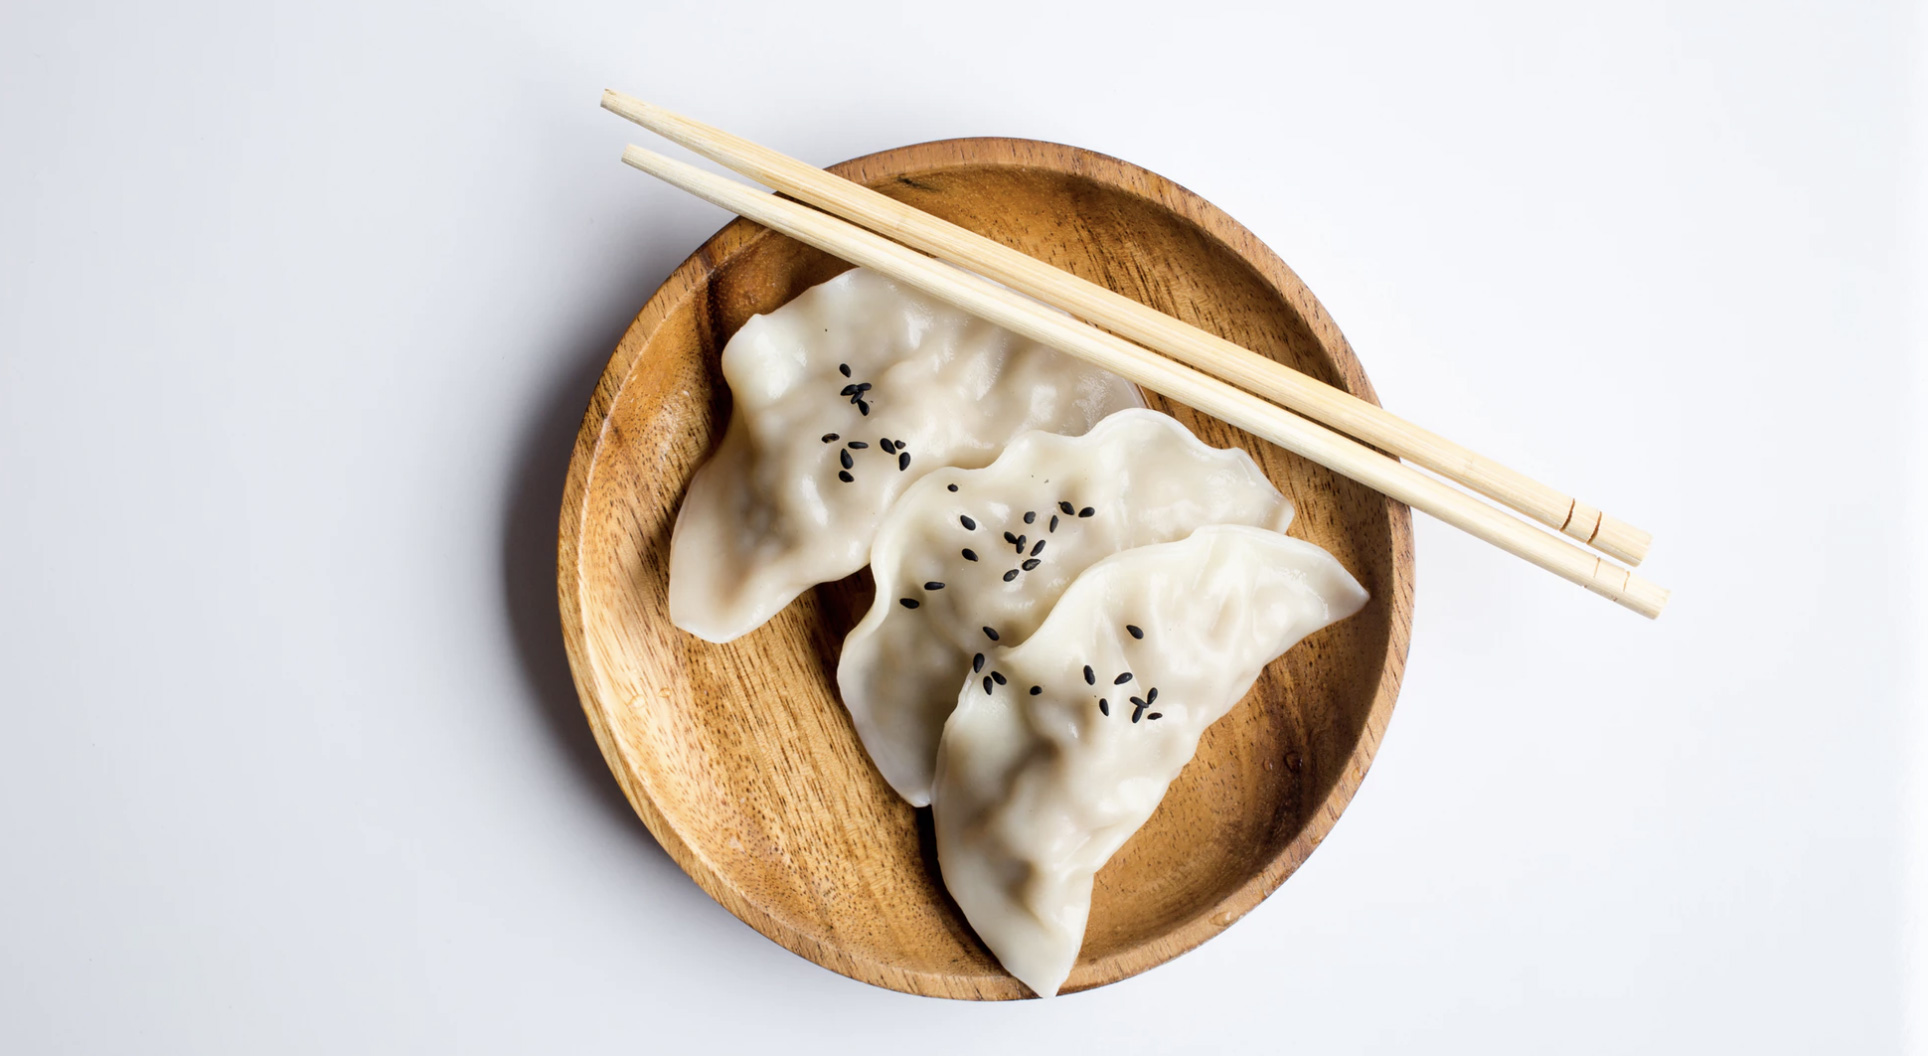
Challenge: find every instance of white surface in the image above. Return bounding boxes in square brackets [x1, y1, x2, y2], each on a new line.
[0, 1, 1917, 1052]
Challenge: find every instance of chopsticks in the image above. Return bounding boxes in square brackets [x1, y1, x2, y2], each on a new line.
[614, 143, 1669, 618]
[602, 91, 1653, 569]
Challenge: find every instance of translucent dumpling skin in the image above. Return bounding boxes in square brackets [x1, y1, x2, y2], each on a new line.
[838, 409, 1294, 806]
[931, 526, 1369, 997]
[668, 268, 1143, 643]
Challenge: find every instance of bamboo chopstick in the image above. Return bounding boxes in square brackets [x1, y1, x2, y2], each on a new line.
[601, 91, 1653, 569]
[617, 145, 1669, 618]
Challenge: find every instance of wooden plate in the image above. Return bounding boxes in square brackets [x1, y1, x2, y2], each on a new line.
[558, 139, 1415, 999]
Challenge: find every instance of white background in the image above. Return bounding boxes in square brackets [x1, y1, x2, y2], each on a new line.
[2, 1, 1920, 1052]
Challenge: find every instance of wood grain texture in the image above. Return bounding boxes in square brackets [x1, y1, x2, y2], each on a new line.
[558, 139, 1416, 999]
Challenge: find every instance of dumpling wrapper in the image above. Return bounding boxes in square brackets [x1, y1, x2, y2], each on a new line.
[669, 267, 1143, 643]
[838, 409, 1294, 806]
[932, 525, 1369, 998]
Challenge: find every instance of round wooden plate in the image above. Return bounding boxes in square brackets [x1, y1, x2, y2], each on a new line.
[558, 139, 1415, 1000]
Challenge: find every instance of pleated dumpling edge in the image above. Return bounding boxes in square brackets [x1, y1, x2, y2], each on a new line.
[838, 408, 1294, 806]
[667, 267, 1143, 643]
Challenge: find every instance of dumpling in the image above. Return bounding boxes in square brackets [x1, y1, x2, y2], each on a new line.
[838, 409, 1294, 806]
[669, 267, 1143, 643]
[931, 525, 1369, 998]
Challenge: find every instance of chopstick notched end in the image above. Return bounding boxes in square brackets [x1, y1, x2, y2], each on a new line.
[1592, 515, 1654, 568]
[1591, 563, 1669, 620]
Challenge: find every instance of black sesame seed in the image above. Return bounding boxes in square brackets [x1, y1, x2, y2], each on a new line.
[1147, 712, 1162, 720]
[972, 653, 985, 673]
[840, 450, 853, 470]
[821, 433, 839, 443]
[838, 470, 854, 483]
[839, 363, 852, 377]
[1049, 515, 1059, 532]
[1059, 501, 1075, 515]
[880, 438, 896, 454]
[857, 401, 870, 416]
[1127, 624, 1143, 639]
[1030, 539, 1046, 556]
[924, 581, 945, 590]
[947, 483, 958, 492]
[855, 382, 872, 392]
[898, 452, 911, 471]
[1021, 558, 1041, 571]
[1131, 710, 1143, 723]
[899, 597, 920, 609]
[1002, 569, 1019, 582]
[1114, 672, 1133, 685]
[1029, 685, 1042, 695]
[1083, 665, 1095, 685]
[1023, 511, 1036, 524]
[1147, 687, 1158, 703]
[991, 671, 1006, 685]
[1130, 696, 1146, 707]
[847, 440, 867, 449]
[840, 384, 859, 396]
[983, 626, 1000, 641]
[983, 676, 994, 694]
[1079, 507, 1095, 518]
[1013, 534, 1026, 552]
[961, 548, 978, 561]
[1003, 531, 1019, 545]
[1099, 699, 1110, 715]
[960, 515, 976, 530]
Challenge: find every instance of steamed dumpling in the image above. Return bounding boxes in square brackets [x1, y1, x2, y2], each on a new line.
[669, 267, 1143, 642]
[838, 409, 1294, 806]
[932, 526, 1368, 997]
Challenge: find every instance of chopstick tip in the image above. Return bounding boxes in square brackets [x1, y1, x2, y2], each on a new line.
[602, 88, 649, 121]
